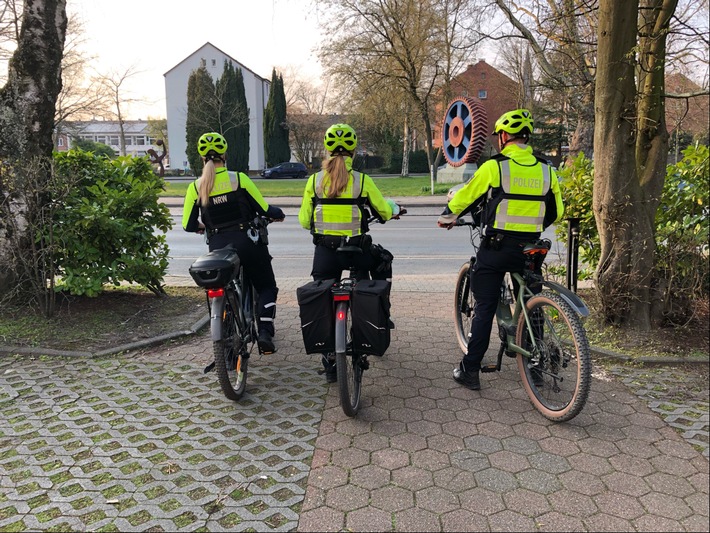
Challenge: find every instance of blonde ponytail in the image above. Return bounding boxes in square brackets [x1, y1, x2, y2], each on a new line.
[319, 155, 349, 198]
[198, 159, 216, 207]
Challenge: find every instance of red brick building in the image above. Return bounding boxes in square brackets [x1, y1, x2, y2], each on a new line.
[433, 60, 521, 150]
[665, 72, 709, 139]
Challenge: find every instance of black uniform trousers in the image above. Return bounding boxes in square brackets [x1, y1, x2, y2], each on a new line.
[463, 235, 542, 372]
[311, 242, 392, 284]
[208, 231, 278, 336]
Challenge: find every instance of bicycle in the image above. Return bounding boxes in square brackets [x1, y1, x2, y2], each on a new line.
[323, 208, 406, 417]
[188, 217, 271, 401]
[453, 217, 592, 422]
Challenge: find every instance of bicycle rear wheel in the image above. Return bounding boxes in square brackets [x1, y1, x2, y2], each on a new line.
[454, 262, 475, 355]
[214, 298, 248, 401]
[335, 301, 362, 417]
[516, 291, 591, 422]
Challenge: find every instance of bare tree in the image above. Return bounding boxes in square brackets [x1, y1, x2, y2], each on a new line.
[283, 75, 332, 165]
[54, 14, 111, 131]
[0, 0, 21, 80]
[316, 0, 482, 178]
[97, 65, 143, 156]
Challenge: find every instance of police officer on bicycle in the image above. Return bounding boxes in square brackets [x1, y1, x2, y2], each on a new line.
[438, 109, 564, 391]
[182, 132, 285, 355]
[298, 123, 403, 381]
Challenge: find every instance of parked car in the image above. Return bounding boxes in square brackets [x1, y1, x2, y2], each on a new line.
[260, 162, 308, 179]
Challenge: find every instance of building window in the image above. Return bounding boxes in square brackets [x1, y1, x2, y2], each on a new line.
[109, 136, 119, 145]
[200, 58, 206, 67]
[96, 135, 106, 144]
[211, 59, 216, 66]
[124, 136, 133, 146]
[57, 137, 64, 147]
[135, 136, 145, 146]
[478, 90, 488, 99]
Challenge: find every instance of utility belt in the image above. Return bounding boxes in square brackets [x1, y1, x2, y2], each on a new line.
[482, 232, 536, 251]
[313, 233, 372, 251]
[208, 220, 268, 245]
[207, 222, 251, 235]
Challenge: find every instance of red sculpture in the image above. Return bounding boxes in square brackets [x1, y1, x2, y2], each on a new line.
[147, 139, 168, 177]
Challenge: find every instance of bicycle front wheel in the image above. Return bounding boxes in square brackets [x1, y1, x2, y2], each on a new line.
[214, 298, 248, 401]
[516, 291, 591, 422]
[335, 301, 362, 417]
[454, 262, 475, 355]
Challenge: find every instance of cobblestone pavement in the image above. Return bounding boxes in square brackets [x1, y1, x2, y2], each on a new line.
[1, 276, 708, 532]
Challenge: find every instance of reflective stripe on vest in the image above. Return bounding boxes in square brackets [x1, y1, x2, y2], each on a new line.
[312, 170, 363, 235]
[493, 159, 550, 232]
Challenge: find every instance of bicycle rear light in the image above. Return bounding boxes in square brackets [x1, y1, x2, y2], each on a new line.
[207, 288, 225, 298]
[334, 294, 350, 301]
[337, 310, 345, 320]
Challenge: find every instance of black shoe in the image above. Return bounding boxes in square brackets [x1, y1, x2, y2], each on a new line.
[453, 367, 480, 390]
[321, 354, 337, 383]
[388, 318, 395, 329]
[258, 331, 276, 354]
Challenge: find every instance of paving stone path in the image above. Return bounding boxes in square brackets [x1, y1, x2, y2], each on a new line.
[0, 277, 707, 532]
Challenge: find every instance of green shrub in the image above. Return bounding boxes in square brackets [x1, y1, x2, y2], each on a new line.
[555, 152, 598, 274]
[49, 150, 173, 296]
[654, 143, 709, 324]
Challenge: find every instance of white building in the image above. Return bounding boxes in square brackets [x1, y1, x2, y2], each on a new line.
[56, 120, 163, 160]
[164, 42, 271, 173]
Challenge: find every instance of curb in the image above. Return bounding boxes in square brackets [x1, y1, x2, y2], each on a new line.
[0, 314, 210, 359]
[2, 314, 707, 366]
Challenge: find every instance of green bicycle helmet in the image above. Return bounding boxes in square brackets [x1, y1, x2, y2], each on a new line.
[324, 123, 357, 154]
[493, 109, 534, 136]
[197, 132, 228, 157]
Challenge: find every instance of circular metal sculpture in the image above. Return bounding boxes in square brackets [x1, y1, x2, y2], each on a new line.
[441, 96, 489, 167]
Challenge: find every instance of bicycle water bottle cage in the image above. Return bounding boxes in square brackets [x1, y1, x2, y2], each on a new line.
[189, 248, 241, 288]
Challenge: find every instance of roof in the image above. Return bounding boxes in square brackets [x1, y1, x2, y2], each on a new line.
[162, 42, 270, 82]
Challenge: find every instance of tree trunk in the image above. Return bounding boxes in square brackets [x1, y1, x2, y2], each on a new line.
[0, 0, 68, 302]
[567, 99, 595, 161]
[593, 0, 676, 331]
[401, 116, 410, 177]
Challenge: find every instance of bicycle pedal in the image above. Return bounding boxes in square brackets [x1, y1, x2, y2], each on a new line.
[481, 364, 498, 373]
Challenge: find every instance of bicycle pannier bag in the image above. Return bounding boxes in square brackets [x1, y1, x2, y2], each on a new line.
[351, 279, 391, 356]
[189, 248, 241, 289]
[297, 279, 336, 354]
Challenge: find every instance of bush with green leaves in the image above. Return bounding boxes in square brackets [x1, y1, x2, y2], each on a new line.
[556, 146, 709, 324]
[50, 149, 173, 296]
[555, 152, 598, 274]
[654, 143, 709, 324]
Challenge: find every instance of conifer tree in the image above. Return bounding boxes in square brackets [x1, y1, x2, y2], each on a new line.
[233, 67, 250, 173]
[185, 65, 217, 175]
[263, 69, 290, 166]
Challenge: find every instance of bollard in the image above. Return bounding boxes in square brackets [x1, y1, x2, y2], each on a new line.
[566, 217, 581, 292]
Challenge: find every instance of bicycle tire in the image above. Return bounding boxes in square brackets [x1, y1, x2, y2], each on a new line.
[214, 297, 248, 401]
[454, 262, 475, 355]
[516, 291, 591, 422]
[335, 301, 362, 417]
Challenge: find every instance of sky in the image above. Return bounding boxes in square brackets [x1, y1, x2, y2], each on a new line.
[68, 0, 325, 119]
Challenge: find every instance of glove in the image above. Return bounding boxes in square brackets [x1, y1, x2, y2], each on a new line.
[386, 198, 400, 216]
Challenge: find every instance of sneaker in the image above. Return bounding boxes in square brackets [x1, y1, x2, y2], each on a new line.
[453, 367, 480, 390]
[258, 330, 276, 354]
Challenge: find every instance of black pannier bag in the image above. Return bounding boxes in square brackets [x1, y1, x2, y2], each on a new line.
[189, 248, 240, 289]
[297, 279, 336, 354]
[351, 279, 391, 356]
